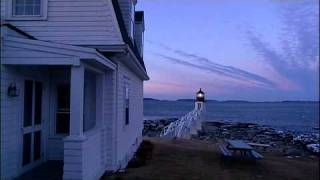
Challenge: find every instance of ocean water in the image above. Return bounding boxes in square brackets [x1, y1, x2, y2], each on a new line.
[144, 100, 319, 134]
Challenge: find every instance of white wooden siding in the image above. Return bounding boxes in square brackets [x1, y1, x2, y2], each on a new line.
[115, 60, 143, 168]
[4, 0, 123, 46]
[63, 130, 105, 180]
[0, 67, 21, 179]
[0, 0, 5, 20]
[103, 70, 117, 170]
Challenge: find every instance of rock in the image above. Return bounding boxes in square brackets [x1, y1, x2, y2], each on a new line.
[143, 119, 317, 157]
[118, 169, 126, 173]
[306, 144, 320, 153]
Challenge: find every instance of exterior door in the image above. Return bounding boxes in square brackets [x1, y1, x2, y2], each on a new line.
[22, 80, 43, 166]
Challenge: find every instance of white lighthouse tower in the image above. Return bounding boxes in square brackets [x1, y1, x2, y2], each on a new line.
[193, 88, 205, 133]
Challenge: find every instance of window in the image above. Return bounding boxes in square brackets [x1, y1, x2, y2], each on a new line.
[34, 81, 42, 125]
[23, 80, 33, 127]
[22, 133, 31, 165]
[33, 131, 41, 161]
[13, 0, 41, 16]
[56, 84, 70, 134]
[7, 0, 48, 20]
[124, 82, 130, 125]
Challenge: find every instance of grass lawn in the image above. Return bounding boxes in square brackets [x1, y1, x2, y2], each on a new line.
[103, 138, 319, 180]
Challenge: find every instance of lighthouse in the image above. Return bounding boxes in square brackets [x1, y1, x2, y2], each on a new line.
[160, 89, 206, 138]
[193, 88, 205, 133]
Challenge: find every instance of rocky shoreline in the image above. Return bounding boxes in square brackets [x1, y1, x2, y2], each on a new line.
[143, 118, 320, 157]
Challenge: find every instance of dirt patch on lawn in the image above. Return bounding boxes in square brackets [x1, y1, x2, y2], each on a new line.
[103, 138, 319, 180]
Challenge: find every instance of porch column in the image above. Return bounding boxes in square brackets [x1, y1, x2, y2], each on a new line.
[69, 65, 84, 138]
[63, 65, 86, 180]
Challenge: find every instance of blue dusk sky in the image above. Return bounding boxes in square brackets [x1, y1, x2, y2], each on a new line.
[136, 0, 319, 101]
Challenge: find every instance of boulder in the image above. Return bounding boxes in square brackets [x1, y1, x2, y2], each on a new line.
[306, 144, 320, 154]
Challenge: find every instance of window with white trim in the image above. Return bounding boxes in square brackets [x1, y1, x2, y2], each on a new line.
[13, 0, 41, 16]
[7, 0, 48, 20]
[124, 79, 130, 125]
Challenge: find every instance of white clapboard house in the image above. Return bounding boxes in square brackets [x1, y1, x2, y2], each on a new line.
[0, 0, 148, 179]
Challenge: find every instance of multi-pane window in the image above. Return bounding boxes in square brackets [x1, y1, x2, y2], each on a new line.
[56, 84, 70, 134]
[13, 0, 41, 16]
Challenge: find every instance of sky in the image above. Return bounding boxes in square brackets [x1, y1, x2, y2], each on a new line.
[136, 0, 319, 101]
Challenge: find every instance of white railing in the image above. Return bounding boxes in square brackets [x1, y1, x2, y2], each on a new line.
[160, 108, 203, 139]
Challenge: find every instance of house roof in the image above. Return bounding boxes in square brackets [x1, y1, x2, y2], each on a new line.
[111, 0, 147, 72]
[1, 25, 116, 70]
[1, 23, 36, 40]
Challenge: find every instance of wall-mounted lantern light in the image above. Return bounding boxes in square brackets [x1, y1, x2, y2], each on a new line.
[7, 83, 19, 97]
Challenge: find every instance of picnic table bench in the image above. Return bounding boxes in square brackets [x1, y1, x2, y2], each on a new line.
[219, 145, 232, 157]
[250, 150, 264, 159]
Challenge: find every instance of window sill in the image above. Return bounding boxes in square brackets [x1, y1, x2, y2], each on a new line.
[6, 15, 47, 21]
[48, 134, 67, 140]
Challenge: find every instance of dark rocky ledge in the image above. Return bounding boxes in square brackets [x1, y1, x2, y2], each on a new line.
[143, 119, 320, 157]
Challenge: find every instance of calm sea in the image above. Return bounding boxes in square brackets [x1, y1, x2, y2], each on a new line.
[144, 100, 319, 134]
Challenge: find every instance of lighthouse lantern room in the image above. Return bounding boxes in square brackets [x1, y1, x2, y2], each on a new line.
[195, 88, 205, 110]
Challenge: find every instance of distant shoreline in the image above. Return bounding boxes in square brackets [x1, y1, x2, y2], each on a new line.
[144, 98, 319, 103]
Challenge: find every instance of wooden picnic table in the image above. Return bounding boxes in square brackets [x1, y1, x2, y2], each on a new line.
[219, 140, 264, 160]
[226, 140, 253, 156]
[227, 140, 252, 150]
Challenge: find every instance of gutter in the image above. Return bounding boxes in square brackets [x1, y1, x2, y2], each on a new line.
[94, 44, 149, 81]
[125, 45, 149, 80]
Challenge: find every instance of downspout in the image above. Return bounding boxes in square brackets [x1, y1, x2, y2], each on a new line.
[113, 61, 119, 170]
